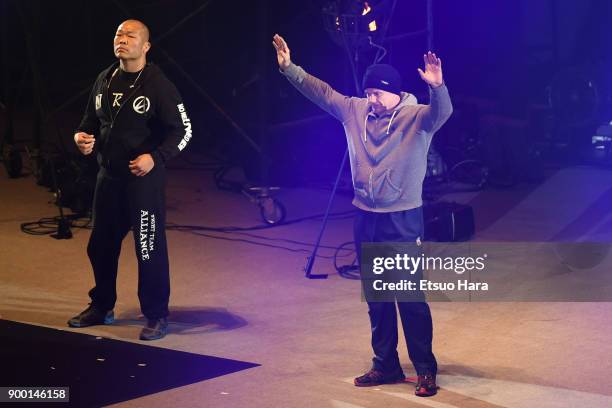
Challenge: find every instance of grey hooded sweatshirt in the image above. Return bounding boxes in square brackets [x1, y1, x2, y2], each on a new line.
[282, 63, 453, 213]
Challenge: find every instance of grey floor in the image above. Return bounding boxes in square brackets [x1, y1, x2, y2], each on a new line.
[1, 160, 612, 408]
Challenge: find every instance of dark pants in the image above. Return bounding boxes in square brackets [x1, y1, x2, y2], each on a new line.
[87, 165, 170, 320]
[354, 207, 437, 375]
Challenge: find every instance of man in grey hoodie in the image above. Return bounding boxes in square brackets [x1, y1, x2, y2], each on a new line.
[273, 34, 452, 397]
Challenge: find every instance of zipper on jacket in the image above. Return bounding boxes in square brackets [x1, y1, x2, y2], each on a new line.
[100, 70, 143, 169]
[103, 78, 112, 121]
[109, 84, 142, 129]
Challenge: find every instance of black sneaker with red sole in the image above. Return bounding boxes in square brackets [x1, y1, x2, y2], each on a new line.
[415, 373, 439, 397]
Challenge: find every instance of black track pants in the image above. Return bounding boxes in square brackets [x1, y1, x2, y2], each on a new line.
[354, 207, 437, 376]
[87, 166, 169, 319]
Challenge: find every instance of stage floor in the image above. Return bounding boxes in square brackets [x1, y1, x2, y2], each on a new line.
[1, 158, 612, 407]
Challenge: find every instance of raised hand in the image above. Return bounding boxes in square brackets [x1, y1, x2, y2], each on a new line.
[417, 51, 443, 88]
[272, 34, 291, 70]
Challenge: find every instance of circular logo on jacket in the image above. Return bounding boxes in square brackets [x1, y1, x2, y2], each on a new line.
[133, 96, 151, 114]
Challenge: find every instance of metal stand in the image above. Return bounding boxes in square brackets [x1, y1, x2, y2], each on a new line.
[304, 149, 349, 279]
[49, 159, 73, 240]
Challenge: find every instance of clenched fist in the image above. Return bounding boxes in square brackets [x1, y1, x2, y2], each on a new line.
[74, 132, 95, 155]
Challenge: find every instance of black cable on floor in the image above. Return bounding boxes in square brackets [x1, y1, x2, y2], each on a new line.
[165, 209, 355, 233]
[19, 210, 359, 277]
[20, 214, 91, 235]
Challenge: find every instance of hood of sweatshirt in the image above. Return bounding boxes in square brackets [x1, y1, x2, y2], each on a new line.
[363, 92, 418, 144]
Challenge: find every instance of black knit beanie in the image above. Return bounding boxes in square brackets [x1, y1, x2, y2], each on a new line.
[362, 64, 402, 95]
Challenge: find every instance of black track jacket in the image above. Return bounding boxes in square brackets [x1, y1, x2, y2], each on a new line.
[77, 62, 192, 176]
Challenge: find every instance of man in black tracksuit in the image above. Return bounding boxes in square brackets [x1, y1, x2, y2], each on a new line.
[68, 19, 192, 340]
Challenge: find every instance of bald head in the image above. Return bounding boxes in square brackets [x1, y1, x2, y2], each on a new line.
[120, 19, 150, 42]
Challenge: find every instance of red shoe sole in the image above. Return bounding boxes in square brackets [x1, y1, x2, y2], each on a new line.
[354, 377, 406, 387]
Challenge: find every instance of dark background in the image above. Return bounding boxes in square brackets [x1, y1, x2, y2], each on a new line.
[1, 0, 611, 188]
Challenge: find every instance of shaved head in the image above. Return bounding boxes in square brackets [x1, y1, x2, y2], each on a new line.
[120, 19, 150, 42]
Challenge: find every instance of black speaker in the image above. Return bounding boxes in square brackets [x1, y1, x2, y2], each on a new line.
[424, 202, 475, 242]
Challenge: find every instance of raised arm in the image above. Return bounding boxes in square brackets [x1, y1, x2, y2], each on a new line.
[417, 51, 453, 133]
[272, 34, 353, 122]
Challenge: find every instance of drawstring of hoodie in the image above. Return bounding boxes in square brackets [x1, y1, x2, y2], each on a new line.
[386, 110, 398, 134]
[363, 109, 399, 143]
